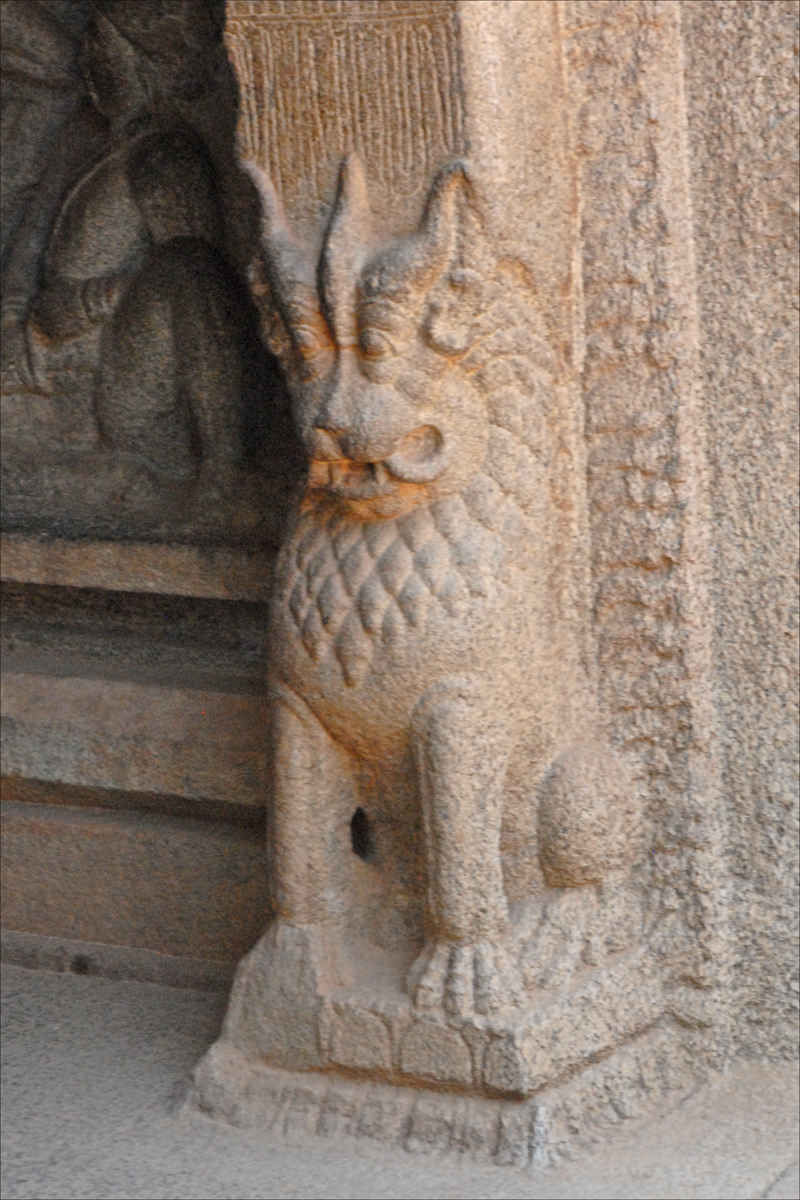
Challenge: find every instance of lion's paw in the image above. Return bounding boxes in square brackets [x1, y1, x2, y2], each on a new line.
[407, 940, 523, 1018]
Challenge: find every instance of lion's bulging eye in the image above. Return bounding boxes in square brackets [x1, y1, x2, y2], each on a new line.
[359, 328, 395, 361]
[293, 325, 321, 359]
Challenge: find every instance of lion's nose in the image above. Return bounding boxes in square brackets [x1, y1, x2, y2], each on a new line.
[313, 424, 396, 466]
[384, 425, 448, 483]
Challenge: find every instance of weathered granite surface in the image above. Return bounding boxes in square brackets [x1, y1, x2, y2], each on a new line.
[0, 0, 796, 1163]
[193, 0, 797, 1128]
[682, 0, 799, 1059]
[2, 964, 798, 1198]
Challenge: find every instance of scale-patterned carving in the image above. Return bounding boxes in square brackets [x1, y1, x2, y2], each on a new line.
[272, 254, 557, 687]
[281, 498, 480, 686]
[225, 0, 464, 230]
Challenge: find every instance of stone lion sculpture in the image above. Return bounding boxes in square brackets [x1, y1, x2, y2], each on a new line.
[210, 157, 643, 1080]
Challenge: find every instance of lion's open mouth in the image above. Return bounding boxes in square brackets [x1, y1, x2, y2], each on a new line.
[308, 426, 448, 501]
[309, 459, 397, 500]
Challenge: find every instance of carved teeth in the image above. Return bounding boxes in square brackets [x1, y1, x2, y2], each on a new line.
[308, 461, 332, 488]
[326, 460, 394, 499]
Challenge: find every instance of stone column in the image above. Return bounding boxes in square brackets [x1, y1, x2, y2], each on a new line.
[191, 0, 732, 1160]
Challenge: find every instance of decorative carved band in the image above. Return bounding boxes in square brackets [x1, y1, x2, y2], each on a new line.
[228, 2, 453, 23]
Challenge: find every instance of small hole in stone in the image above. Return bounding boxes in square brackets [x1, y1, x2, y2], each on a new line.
[350, 807, 374, 861]
[71, 954, 90, 975]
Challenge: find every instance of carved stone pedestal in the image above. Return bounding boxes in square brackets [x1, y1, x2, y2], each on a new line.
[201, 908, 668, 1078]
[193, 1019, 698, 1169]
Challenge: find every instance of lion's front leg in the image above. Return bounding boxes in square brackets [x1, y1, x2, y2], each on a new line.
[270, 683, 350, 926]
[408, 678, 522, 1016]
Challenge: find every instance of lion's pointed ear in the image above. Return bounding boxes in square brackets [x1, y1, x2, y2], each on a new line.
[244, 160, 321, 333]
[415, 160, 469, 272]
[320, 154, 374, 347]
[362, 161, 470, 304]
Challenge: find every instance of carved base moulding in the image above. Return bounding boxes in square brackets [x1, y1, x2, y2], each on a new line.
[192, 1022, 700, 1169]
[199, 922, 665, 1093]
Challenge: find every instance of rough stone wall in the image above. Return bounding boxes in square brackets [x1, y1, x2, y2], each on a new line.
[561, 0, 798, 1056]
[682, 0, 800, 1057]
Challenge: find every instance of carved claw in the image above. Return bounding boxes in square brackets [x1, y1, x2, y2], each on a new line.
[408, 940, 522, 1018]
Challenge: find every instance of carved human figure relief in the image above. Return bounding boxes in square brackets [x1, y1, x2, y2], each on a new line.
[1, 1, 294, 541]
[223, 153, 644, 1060]
[2, 6, 236, 476]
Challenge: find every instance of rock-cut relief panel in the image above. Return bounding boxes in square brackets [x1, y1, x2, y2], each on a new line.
[1, 0, 296, 544]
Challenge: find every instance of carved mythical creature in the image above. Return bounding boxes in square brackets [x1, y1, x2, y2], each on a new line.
[246, 157, 641, 1018]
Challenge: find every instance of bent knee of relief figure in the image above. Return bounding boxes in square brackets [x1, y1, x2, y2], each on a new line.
[3, 4, 252, 496]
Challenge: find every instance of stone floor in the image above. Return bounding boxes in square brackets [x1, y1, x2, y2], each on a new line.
[1, 963, 797, 1200]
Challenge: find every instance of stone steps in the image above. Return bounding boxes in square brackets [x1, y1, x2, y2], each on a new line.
[1, 783, 269, 972]
[0, 540, 274, 978]
[1, 664, 270, 804]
